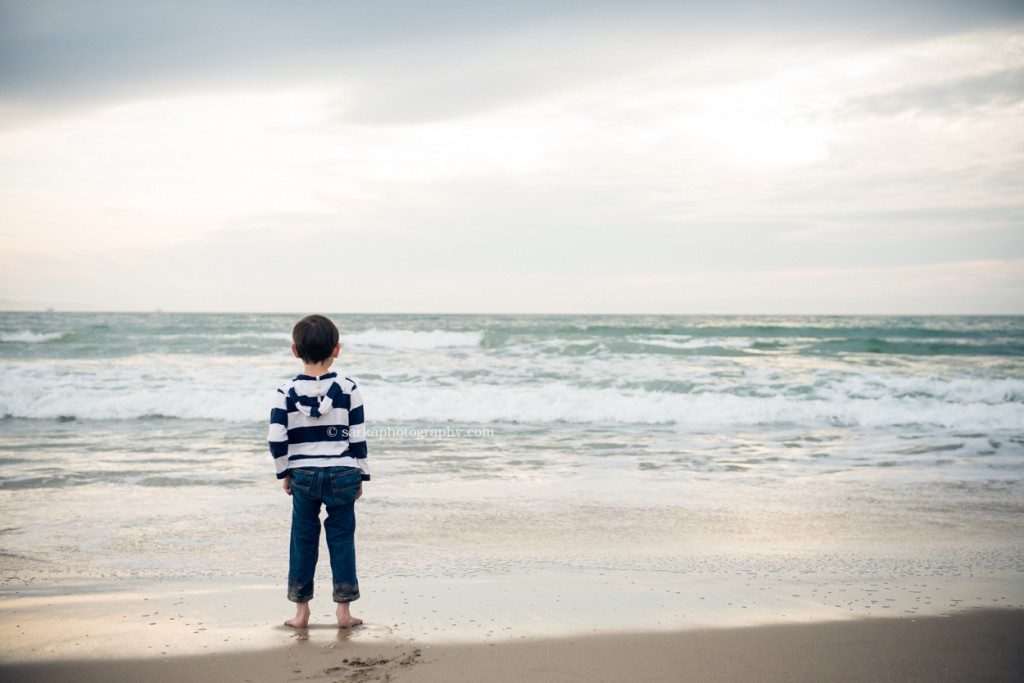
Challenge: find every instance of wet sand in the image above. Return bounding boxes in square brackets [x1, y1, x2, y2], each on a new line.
[399, 609, 1024, 683]
[2, 609, 1021, 682]
[2, 459, 1022, 680]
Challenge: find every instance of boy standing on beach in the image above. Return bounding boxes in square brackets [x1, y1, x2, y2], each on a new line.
[268, 314, 370, 629]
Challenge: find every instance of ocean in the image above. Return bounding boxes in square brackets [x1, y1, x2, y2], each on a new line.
[1, 312, 1022, 639]
[1, 312, 1022, 488]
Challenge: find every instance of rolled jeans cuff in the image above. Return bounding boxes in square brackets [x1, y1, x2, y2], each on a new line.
[333, 582, 360, 603]
[287, 578, 314, 603]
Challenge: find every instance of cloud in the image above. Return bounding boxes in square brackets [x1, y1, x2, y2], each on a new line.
[606, 259, 1024, 315]
[2, 0, 1023, 122]
[1, 4, 1023, 313]
[844, 68, 1024, 120]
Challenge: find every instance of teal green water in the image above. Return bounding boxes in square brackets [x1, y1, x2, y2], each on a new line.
[1, 312, 1022, 360]
[0, 312, 1021, 492]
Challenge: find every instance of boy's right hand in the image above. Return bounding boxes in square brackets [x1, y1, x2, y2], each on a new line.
[283, 474, 293, 496]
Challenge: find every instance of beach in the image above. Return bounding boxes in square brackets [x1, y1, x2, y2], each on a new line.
[2, 469, 1022, 680]
[1, 313, 1023, 679]
[3, 605, 1022, 682]
[4, 0, 1024, 674]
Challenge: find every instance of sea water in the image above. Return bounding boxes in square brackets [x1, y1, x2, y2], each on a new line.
[1, 312, 1022, 622]
[1, 312, 1021, 487]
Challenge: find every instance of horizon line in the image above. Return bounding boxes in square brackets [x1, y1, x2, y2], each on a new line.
[2, 309, 1022, 317]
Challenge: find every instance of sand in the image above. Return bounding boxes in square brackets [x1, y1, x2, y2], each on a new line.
[1, 609, 1021, 682]
[3, 456, 1022, 681]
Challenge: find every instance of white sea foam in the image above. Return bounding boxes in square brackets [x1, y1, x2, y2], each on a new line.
[0, 362, 272, 422]
[2, 360, 1022, 430]
[628, 335, 756, 350]
[1, 312, 1021, 431]
[342, 329, 483, 350]
[0, 331, 65, 343]
[151, 332, 291, 341]
[366, 382, 1024, 429]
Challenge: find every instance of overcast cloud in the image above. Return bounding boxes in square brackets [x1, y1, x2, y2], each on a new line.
[1, 0, 1022, 313]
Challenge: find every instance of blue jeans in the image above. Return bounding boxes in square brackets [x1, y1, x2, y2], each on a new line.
[287, 466, 362, 603]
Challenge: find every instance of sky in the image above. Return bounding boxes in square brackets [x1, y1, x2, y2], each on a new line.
[1, 0, 1022, 314]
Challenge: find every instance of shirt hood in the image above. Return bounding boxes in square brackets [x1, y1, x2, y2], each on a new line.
[287, 373, 339, 418]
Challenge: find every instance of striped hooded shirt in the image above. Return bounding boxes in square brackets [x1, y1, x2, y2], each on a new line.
[267, 372, 369, 481]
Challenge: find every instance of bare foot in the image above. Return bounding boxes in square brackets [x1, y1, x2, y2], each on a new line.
[285, 602, 311, 628]
[337, 603, 363, 628]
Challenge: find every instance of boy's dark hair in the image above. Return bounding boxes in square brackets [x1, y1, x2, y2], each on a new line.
[292, 314, 339, 364]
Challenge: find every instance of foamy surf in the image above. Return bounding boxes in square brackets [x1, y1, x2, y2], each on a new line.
[342, 329, 484, 349]
[0, 361, 1021, 429]
[0, 331, 67, 343]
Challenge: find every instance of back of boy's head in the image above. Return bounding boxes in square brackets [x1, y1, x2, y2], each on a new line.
[292, 314, 339, 364]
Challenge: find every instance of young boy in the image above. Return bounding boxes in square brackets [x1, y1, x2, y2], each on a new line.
[268, 314, 370, 629]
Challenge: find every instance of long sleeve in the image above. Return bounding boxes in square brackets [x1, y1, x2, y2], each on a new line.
[347, 383, 370, 481]
[268, 388, 290, 479]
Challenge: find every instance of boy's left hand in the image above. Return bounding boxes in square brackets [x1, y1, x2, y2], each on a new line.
[283, 474, 293, 496]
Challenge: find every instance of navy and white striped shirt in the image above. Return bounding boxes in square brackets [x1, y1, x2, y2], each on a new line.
[267, 372, 369, 481]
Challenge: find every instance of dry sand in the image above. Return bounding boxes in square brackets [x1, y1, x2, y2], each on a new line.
[2, 609, 1021, 682]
